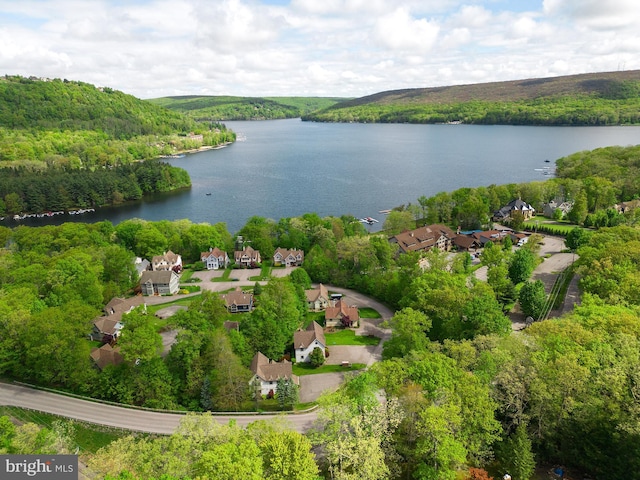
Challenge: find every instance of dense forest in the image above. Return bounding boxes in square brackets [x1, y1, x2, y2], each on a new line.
[148, 95, 346, 120]
[1, 144, 640, 478]
[0, 76, 236, 169]
[303, 70, 640, 125]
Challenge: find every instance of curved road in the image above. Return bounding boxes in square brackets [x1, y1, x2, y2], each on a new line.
[0, 383, 318, 434]
[0, 283, 393, 435]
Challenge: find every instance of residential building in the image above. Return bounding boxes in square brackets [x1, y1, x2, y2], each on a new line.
[221, 287, 254, 313]
[325, 300, 360, 328]
[152, 250, 183, 272]
[389, 224, 457, 254]
[543, 200, 574, 218]
[493, 198, 536, 222]
[305, 283, 330, 311]
[234, 246, 261, 268]
[294, 321, 326, 363]
[89, 296, 143, 342]
[250, 352, 299, 397]
[273, 247, 304, 267]
[90, 344, 124, 370]
[133, 257, 151, 277]
[200, 247, 230, 270]
[139, 270, 180, 295]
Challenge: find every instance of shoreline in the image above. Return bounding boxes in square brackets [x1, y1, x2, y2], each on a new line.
[158, 141, 233, 159]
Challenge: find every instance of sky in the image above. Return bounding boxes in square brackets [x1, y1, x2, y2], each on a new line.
[0, 0, 639, 99]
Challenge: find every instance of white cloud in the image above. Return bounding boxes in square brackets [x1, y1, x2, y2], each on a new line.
[0, 0, 638, 98]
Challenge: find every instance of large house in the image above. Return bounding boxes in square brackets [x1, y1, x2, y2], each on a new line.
[139, 270, 180, 295]
[200, 247, 230, 270]
[325, 300, 360, 328]
[389, 224, 457, 254]
[493, 199, 536, 222]
[273, 248, 304, 267]
[90, 296, 143, 342]
[305, 283, 330, 311]
[543, 200, 574, 218]
[294, 321, 326, 363]
[234, 246, 261, 268]
[250, 352, 299, 397]
[221, 287, 254, 313]
[152, 251, 183, 272]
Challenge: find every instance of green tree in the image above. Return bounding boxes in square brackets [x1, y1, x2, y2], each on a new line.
[383, 210, 415, 234]
[518, 280, 547, 319]
[118, 308, 163, 363]
[309, 347, 325, 367]
[258, 430, 319, 480]
[496, 424, 535, 480]
[508, 248, 536, 284]
[567, 191, 588, 225]
[383, 307, 432, 359]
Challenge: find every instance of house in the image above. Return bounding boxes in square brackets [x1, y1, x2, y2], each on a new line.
[509, 232, 530, 246]
[273, 247, 304, 267]
[134, 257, 151, 277]
[90, 344, 124, 370]
[152, 250, 182, 272]
[200, 247, 230, 270]
[223, 321, 240, 332]
[139, 270, 180, 295]
[250, 352, 299, 397]
[325, 300, 360, 328]
[305, 283, 330, 311]
[389, 224, 457, 254]
[89, 296, 143, 342]
[221, 287, 254, 313]
[614, 199, 640, 214]
[471, 230, 511, 246]
[543, 200, 574, 218]
[294, 321, 326, 363]
[493, 199, 536, 222]
[234, 246, 261, 268]
[452, 235, 482, 252]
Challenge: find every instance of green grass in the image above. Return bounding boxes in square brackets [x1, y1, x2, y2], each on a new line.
[358, 307, 381, 319]
[0, 406, 129, 453]
[249, 263, 272, 281]
[293, 362, 366, 376]
[180, 269, 195, 282]
[211, 268, 233, 281]
[524, 218, 582, 235]
[304, 311, 326, 327]
[324, 329, 380, 346]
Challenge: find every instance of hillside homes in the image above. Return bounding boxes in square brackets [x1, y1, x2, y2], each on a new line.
[273, 248, 304, 267]
[234, 245, 261, 268]
[139, 270, 180, 295]
[325, 300, 360, 328]
[305, 283, 330, 311]
[221, 287, 254, 313]
[152, 250, 183, 272]
[493, 198, 536, 222]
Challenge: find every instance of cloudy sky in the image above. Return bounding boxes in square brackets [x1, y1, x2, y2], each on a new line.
[0, 0, 638, 99]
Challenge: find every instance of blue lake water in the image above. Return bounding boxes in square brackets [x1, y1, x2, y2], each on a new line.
[6, 119, 640, 234]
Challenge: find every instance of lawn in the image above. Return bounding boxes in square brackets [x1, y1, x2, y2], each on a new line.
[359, 307, 381, 319]
[324, 329, 380, 346]
[524, 218, 581, 235]
[293, 362, 366, 376]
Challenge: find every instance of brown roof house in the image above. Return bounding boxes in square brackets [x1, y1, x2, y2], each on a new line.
[305, 283, 330, 311]
[234, 246, 261, 268]
[221, 287, 254, 313]
[200, 247, 230, 270]
[294, 321, 326, 363]
[273, 247, 304, 267]
[139, 270, 180, 296]
[90, 344, 124, 370]
[90, 296, 143, 342]
[152, 250, 183, 272]
[390, 224, 457, 254]
[325, 300, 360, 328]
[250, 352, 299, 397]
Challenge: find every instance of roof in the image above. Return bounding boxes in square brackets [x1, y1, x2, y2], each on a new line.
[221, 287, 253, 307]
[223, 321, 240, 331]
[201, 247, 228, 260]
[274, 247, 304, 260]
[235, 246, 260, 261]
[140, 270, 178, 284]
[152, 250, 182, 269]
[325, 300, 360, 321]
[93, 317, 123, 336]
[294, 321, 326, 350]
[250, 352, 299, 384]
[391, 224, 457, 253]
[90, 344, 124, 370]
[453, 235, 481, 249]
[305, 283, 329, 303]
[494, 198, 535, 219]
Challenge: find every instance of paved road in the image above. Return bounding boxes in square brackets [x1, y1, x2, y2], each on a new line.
[0, 383, 317, 434]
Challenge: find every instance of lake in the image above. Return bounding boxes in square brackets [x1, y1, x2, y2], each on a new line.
[6, 119, 640, 234]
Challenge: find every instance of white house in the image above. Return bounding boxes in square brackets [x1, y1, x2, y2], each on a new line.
[152, 250, 182, 272]
[273, 247, 304, 267]
[294, 321, 326, 363]
[200, 247, 230, 270]
[249, 352, 299, 397]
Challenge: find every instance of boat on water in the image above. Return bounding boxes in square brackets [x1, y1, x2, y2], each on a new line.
[205, 193, 212, 196]
[359, 217, 379, 225]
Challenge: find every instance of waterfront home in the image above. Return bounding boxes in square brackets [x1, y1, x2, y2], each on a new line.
[273, 247, 304, 267]
[200, 247, 230, 270]
[389, 224, 457, 254]
[234, 246, 261, 268]
[152, 250, 183, 272]
[493, 198, 535, 222]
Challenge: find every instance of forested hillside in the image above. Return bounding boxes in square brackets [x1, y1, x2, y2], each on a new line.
[149, 95, 346, 120]
[0, 75, 235, 169]
[303, 70, 640, 125]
